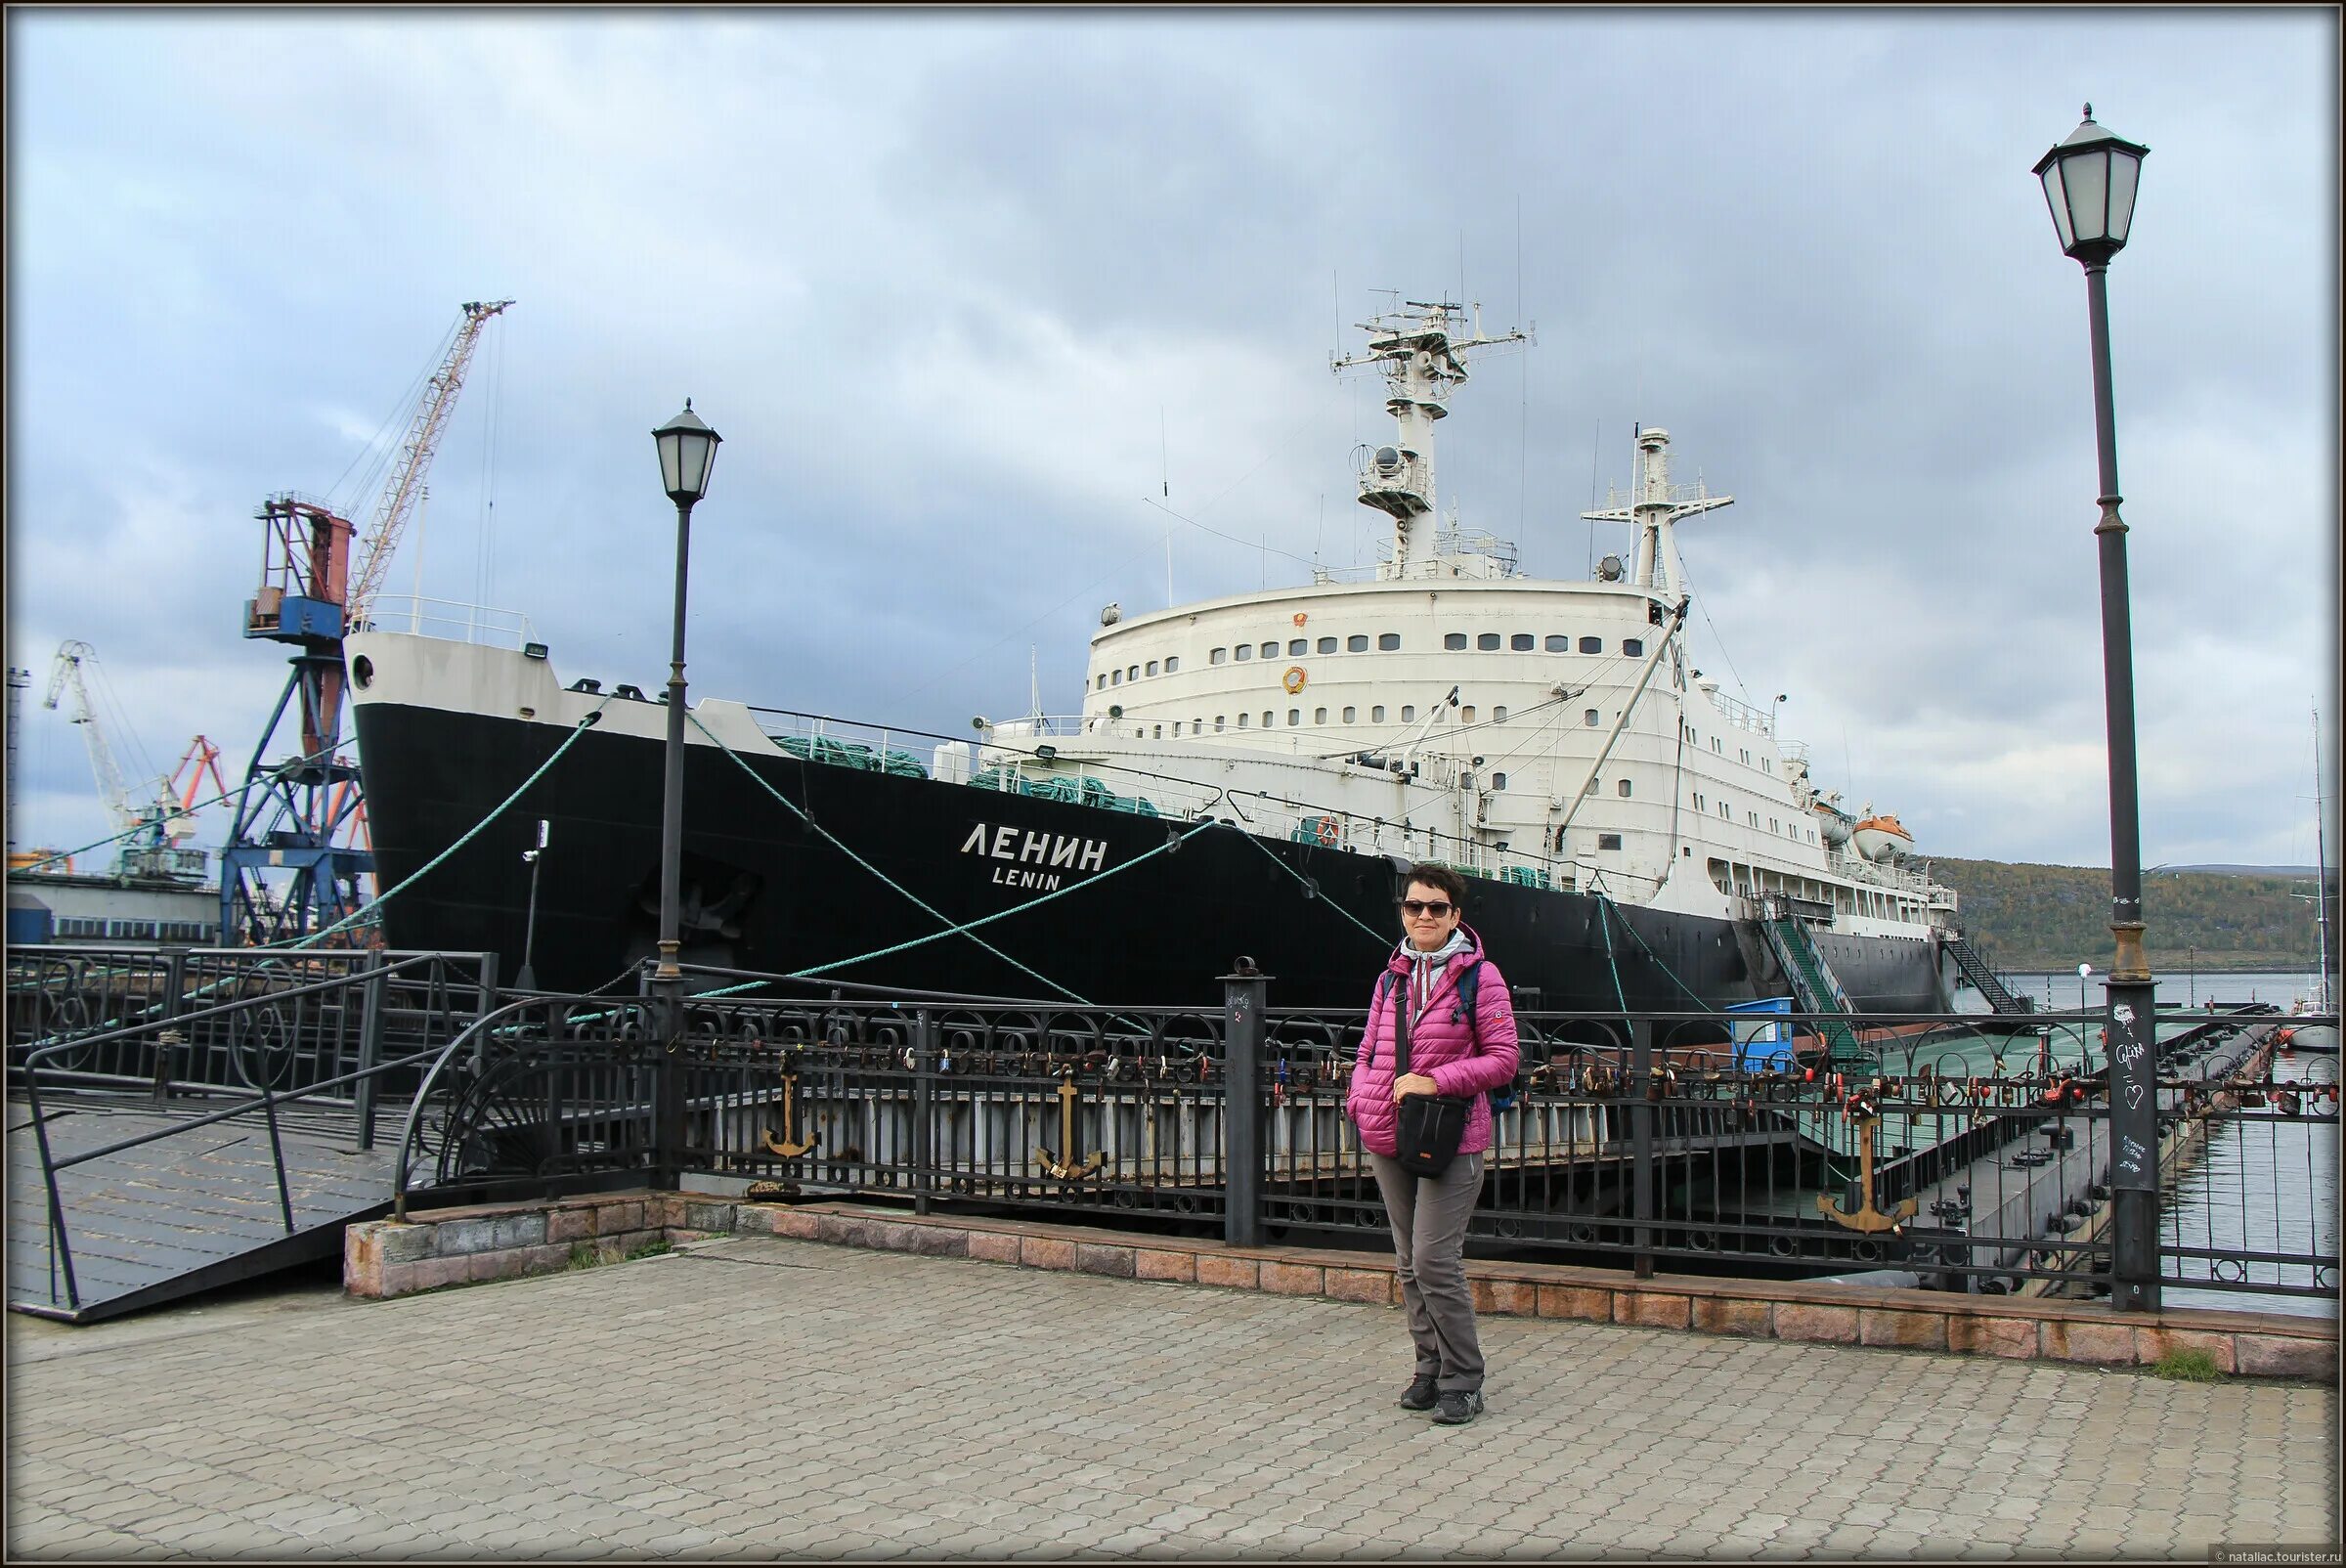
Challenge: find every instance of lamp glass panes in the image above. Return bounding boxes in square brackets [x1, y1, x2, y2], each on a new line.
[654, 402, 722, 502]
[2034, 109, 2147, 259]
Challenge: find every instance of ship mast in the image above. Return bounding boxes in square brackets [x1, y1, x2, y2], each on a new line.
[1580, 426, 1733, 598]
[1332, 300, 1529, 579]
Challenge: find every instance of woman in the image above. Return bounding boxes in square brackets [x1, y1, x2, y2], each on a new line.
[1344, 863, 1521, 1425]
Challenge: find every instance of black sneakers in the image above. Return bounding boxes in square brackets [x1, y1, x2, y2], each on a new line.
[1431, 1389, 1485, 1425]
[1398, 1375, 1439, 1412]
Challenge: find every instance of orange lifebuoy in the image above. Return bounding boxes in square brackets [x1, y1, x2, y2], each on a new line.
[1282, 666, 1307, 695]
[1307, 814, 1339, 848]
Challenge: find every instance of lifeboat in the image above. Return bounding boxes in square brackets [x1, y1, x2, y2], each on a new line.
[1810, 803, 1853, 848]
[1851, 811, 1915, 864]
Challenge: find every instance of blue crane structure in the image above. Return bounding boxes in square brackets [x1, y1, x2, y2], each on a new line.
[221, 300, 512, 946]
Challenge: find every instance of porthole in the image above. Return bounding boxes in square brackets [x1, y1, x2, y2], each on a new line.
[1401, 705, 1415, 722]
[1445, 632, 1468, 650]
[1585, 709, 1600, 726]
[1342, 706, 1357, 722]
[1318, 636, 1337, 654]
[1618, 779, 1632, 798]
[1491, 772, 1508, 791]
[1477, 633, 1500, 651]
[1287, 639, 1308, 656]
[1371, 705, 1387, 722]
[1235, 645, 1252, 662]
[1259, 642, 1279, 659]
[351, 655, 374, 689]
[1378, 632, 1400, 650]
[1545, 634, 1569, 652]
[1510, 633, 1534, 651]
[1579, 635, 1602, 653]
[1350, 634, 1370, 652]
[1623, 638, 1644, 657]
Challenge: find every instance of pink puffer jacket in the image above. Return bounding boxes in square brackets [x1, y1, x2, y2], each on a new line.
[1345, 926, 1522, 1158]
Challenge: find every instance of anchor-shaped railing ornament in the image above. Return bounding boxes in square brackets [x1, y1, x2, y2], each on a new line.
[760, 1067, 819, 1159]
[1816, 1099, 1917, 1234]
[1034, 1070, 1107, 1180]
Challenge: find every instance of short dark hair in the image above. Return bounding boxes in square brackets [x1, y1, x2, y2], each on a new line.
[1401, 863, 1467, 908]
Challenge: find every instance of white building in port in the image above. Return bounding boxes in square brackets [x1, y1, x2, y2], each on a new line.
[953, 299, 1953, 941]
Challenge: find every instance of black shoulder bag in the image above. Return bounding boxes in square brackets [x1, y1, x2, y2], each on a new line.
[1391, 980, 1473, 1179]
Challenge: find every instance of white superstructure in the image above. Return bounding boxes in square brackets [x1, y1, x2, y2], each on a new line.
[951, 300, 1954, 939]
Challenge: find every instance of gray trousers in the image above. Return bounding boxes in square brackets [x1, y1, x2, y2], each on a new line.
[1368, 1150, 1487, 1392]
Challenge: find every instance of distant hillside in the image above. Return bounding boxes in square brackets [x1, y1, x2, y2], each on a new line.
[1932, 857, 2338, 974]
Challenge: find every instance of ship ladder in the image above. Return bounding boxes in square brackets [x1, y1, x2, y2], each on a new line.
[1761, 918, 1871, 1070]
[1943, 933, 2029, 1015]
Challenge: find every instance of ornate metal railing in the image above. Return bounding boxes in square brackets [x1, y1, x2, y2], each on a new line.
[390, 972, 2336, 1308]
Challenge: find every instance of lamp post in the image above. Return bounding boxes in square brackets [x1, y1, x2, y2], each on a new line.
[2077, 960, 2093, 1015]
[517, 817, 548, 990]
[650, 400, 722, 1043]
[2036, 105, 2157, 1310]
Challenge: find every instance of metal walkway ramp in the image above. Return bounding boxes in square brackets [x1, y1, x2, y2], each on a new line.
[7, 1092, 402, 1323]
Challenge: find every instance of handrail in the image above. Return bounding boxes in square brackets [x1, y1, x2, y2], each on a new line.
[389, 994, 656, 1219]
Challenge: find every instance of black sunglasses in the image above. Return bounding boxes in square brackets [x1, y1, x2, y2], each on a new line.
[1398, 899, 1455, 918]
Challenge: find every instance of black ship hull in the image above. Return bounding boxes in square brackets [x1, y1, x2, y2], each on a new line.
[353, 701, 1951, 1014]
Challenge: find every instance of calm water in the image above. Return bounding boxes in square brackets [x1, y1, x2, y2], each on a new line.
[1999, 970, 2338, 1320]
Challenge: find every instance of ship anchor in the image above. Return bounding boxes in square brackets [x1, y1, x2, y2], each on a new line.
[1034, 1072, 1107, 1180]
[1816, 1111, 1917, 1234]
[760, 1068, 820, 1159]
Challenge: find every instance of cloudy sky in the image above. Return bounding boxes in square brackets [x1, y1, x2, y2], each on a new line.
[6, 9, 2338, 881]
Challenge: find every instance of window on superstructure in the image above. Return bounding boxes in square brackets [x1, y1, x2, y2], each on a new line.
[1546, 634, 1569, 652]
[1401, 705, 1415, 722]
[1097, 675, 1108, 691]
[1624, 638, 1644, 657]
[1235, 645, 1252, 661]
[1146, 661, 1158, 676]
[1585, 777, 1599, 796]
[1152, 725, 1162, 739]
[1749, 811, 1760, 827]
[1580, 636, 1602, 653]
[1287, 710, 1300, 725]
[1351, 634, 1370, 652]
[1478, 633, 1500, 651]
[1259, 642, 1279, 659]
[1741, 748, 1752, 764]
[1342, 706, 1357, 722]
[1378, 633, 1400, 650]
[1493, 706, 1506, 721]
[1288, 639, 1308, 656]
[1165, 656, 1179, 673]
[1761, 758, 1772, 773]
[1215, 716, 1226, 731]
[1618, 779, 1632, 798]
[1807, 830, 1816, 845]
[1719, 801, 1731, 818]
[1459, 706, 1476, 723]
[1315, 707, 1327, 724]
[1694, 793, 1706, 810]
[1212, 648, 1229, 665]
[1712, 737, 1723, 754]
[1111, 670, 1122, 686]
[1585, 709, 1599, 726]
[1511, 633, 1534, 651]
[1371, 706, 1387, 722]
[1129, 666, 1140, 681]
[1769, 818, 1780, 834]
[1446, 632, 1468, 650]
[1598, 834, 1623, 850]
[1261, 711, 1273, 727]
[1318, 636, 1337, 654]
[1238, 714, 1249, 728]
[1492, 772, 1507, 790]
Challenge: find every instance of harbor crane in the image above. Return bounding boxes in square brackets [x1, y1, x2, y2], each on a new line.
[40, 641, 210, 881]
[222, 299, 512, 945]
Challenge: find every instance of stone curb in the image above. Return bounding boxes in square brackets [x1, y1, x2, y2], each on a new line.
[347, 1191, 2336, 1380]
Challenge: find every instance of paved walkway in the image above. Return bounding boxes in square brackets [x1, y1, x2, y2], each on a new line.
[5, 1234, 2337, 1560]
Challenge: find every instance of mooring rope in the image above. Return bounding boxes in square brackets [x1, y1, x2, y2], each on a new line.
[686, 711, 1220, 1002]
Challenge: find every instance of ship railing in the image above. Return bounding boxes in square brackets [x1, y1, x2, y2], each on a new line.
[353, 594, 539, 650]
[386, 980, 2334, 1311]
[1707, 689, 1779, 737]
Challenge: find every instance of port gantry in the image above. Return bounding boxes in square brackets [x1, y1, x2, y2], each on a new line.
[222, 299, 512, 946]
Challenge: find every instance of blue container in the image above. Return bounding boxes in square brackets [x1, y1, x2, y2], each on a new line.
[1726, 996, 1794, 1070]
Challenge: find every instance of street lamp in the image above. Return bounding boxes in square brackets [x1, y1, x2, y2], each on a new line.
[517, 817, 549, 990]
[2077, 960, 2092, 1014]
[2037, 105, 2156, 1310]
[651, 399, 722, 1038]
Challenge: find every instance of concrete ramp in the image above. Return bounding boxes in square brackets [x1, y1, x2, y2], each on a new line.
[7, 1093, 401, 1324]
